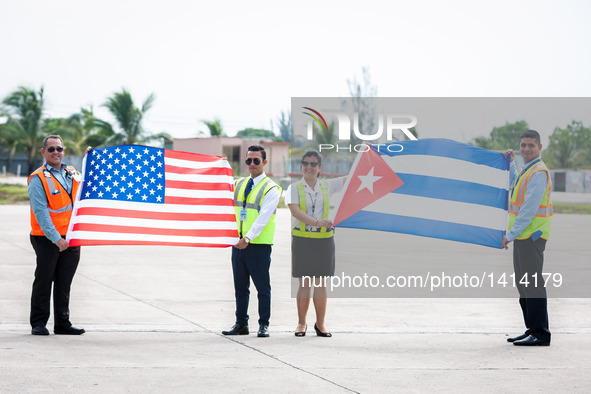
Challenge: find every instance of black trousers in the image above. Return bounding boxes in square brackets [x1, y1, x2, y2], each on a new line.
[231, 244, 272, 326]
[30, 235, 80, 328]
[513, 238, 551, 342]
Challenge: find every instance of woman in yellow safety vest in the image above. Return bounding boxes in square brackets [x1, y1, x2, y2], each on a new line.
[285, 149, 346, 337]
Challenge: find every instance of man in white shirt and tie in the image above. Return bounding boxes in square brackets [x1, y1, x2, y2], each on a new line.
[222, 145, 281, 338]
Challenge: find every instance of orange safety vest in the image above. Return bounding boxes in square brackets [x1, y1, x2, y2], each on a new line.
[28, 165, 80, 237]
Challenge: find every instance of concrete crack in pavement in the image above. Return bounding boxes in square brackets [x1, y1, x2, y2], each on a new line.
[78, 273, 360, 394]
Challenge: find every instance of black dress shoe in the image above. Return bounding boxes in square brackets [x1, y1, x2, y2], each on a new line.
[257, 324, 270, 337]
[54, 326, 85, 335]
[222, 324, 249, 335]
[513, 335, 550, 346]
[507, 333, 529, 343]
[31, 326, 49, 336]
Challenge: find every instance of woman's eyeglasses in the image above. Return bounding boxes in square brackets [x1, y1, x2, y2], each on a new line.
[245, 158, 261, 165]
[47, 146, 64, 153]
[301, 161, 319, 167]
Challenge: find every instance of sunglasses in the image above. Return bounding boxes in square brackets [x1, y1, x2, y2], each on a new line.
[245, 158, 261, 165]
[46, 146, 64, 153]
[301, 160, 320, 167]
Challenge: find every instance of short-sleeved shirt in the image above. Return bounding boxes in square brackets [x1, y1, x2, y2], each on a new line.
[285, 177, 345, 230]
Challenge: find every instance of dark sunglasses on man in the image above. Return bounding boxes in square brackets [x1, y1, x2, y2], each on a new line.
[245, 158, 261, 165]
[301, 160, 319, 167]
[46, 146, 65, 153]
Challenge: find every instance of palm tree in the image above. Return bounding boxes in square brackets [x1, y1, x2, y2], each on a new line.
[542, 121, 590, 169]
[308, 121, 338, 153]
[541, 129, 577, 168]
[45, 106, 109, 155]
[0, 86, 45, 174]
[202, 118, 224, 136]
[290, 120, 338, 154]
[472, 136, 494, 150]
[276, 110, 291, 142]
[97, 89, 170, 145]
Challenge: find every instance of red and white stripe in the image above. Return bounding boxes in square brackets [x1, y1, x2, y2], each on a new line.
[66, 149, 239, 247]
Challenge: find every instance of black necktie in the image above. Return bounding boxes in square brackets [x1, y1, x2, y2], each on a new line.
[244, 178, 254, 199]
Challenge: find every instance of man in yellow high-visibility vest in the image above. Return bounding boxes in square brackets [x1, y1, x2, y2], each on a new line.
[222, 145, 281, 338]
[502, 130, 553, 346]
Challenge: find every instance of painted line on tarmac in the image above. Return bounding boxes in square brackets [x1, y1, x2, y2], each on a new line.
[70, 273, 361, 394]
[3, 323, 591, 335]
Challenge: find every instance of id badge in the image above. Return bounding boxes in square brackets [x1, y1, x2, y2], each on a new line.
[239, 208, 247, 221]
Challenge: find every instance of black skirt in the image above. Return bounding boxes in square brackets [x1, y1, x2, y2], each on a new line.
[291, 235, 335, 278]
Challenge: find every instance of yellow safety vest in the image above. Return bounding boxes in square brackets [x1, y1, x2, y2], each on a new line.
[28, 165, 80, 236]
[508, 160, 553, 240]
[234, 177, 281, 244]
[291, 180, 334, 239]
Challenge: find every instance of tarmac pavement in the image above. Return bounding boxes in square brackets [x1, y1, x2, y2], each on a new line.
[1, 204, 591, 393]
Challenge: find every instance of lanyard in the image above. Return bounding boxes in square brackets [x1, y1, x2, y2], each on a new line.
[44, 164, 73, 200]
[511, 158, 541, 197]
[309, 192, 318, 214]
[514, 158, 541, 187]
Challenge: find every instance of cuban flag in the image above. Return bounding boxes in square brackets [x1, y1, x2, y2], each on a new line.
[333, 139, 510, 249]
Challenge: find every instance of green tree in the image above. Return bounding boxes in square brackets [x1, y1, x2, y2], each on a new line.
[202, 118, 224, 136]
[97, 89, 170, 146]
[472, 136, 494, 150]
[236, 127, 280, 140]
[570, 121, 591, 167]
[276, 110, 291, 142]
[472, 120, 530, 150]
[44, 106, 109, 155]
[305, 121, 338, 156]
[0, 86, 45, 174]
[542, 121, 591, 169]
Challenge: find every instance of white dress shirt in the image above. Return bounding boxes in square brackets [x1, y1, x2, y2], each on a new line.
[285, 177, 345, 230]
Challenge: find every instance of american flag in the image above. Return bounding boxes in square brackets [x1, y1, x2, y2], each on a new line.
[66, 145, 239, 247]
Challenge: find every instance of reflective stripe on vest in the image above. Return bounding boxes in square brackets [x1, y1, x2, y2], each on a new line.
[291, 180, 334, 239]
[509, 203, 553, 217]
[28, 165, 80, 236]
[233, 177, 281, 244]
[508, 161, 553, 240]
[233, 178, 278, 214]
